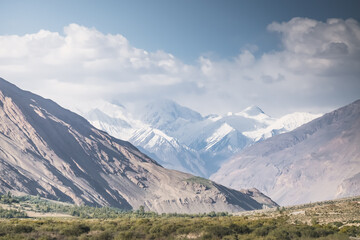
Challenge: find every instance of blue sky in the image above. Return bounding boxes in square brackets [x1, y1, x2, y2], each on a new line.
[0, 0, 359, 116]
[1, 0, 359, 62]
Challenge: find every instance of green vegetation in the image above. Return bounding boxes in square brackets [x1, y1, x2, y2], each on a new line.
[0, 192, 27, 218]
[0, 207, 27, 218]
[185, 176, 213, 189]
[0, 193, 358, 239]
[0, 215, 354, 239]
[0, 193, 230, 219]
[0, 192, 20, 204]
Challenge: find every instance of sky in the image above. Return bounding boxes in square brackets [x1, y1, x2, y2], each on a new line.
[0, 0, 359, 116]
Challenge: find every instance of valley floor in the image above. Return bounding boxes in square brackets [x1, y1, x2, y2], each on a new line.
[0, 195, 359, 240]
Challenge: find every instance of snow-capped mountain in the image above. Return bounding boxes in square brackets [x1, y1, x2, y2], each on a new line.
[85, 108, 133, 138]
[243, 112, 323, 141]
[83, 100, 321, 177]
[211, 99, 360, 206]
[81, 101, 208, 176]
[129, 128, 207, 176]
[141, 99, 203, 133]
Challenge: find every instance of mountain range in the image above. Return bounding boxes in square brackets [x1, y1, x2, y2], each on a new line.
[82, 99, 321, 178]
[211, 99, 360, 206]
[0, 77, 277, 213]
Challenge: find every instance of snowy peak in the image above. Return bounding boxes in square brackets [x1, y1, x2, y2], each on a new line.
[205, 123, 235, 150]
[141, 99, 203, 131]
[273, 112, 322, 132]
[131, 128, 177, 149]
[235, 105, 272, 123]
[243, 112, 322, 141]
[129, 127, 207, 176]
[240, 105, 265, 116]
[86, 108, 132, 129]
[83, 108, 136, 140]
[144, 99, 203, 121]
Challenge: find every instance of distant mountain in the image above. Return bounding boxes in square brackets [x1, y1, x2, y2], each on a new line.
[0, 77, 278, 213]
[129, 128, 207, 176]
[84, 100, 320, 177]
[211, 100, 360, 206]
[82, 102, 208, 176]
[243, 112, 323, 141]
[141, 99, 203, 132]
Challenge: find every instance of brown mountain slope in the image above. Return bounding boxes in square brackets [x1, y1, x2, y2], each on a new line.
[0, 77, 277, 213]
[212, 99, 360, 206]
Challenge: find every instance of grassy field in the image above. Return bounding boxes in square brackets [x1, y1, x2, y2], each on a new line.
[0, 193, 359, 239]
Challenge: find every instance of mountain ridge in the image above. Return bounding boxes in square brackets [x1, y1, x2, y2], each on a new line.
[211, 99, 360, 206]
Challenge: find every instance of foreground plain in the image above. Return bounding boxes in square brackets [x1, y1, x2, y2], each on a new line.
[0, 194, 359, 239]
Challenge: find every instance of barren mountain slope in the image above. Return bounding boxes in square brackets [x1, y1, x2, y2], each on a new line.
[0, 77, 277, 213]
[211, 99, 360, 206]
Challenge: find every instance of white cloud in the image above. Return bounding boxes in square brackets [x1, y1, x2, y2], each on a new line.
[0, 24, 196, 109]
[193, 17, 360, 115]
[0, 18, 359, 116]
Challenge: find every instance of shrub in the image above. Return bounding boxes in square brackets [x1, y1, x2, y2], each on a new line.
[339, 225, 360, 237]
[229, 223, 251, 234]
[253, 225, 271, 236]
[332, 222, 343, 227]
[13, 224, 33, 233]
[90, 230, 113, 240]
[0, 207, 28, 218]
[269, 228, 290, 240]
[60, 223, 90, 236]
[205, 225, 232, 238]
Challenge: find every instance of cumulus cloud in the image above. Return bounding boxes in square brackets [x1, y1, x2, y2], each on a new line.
[0, 18, 359, 116]
[0, 24, 197, 110]
[193, 17, 360, 115]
